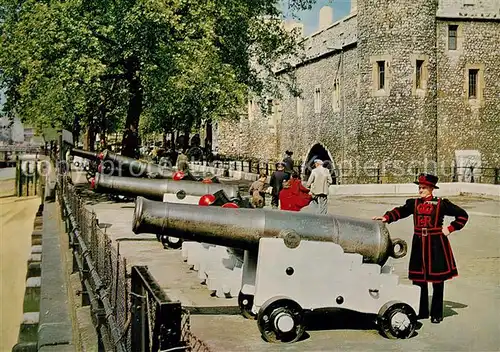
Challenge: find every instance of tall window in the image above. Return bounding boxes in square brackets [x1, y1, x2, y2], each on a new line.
[296, 97, 303, 117]
[468, 69, 478, 99]
[332, 79, 340, 110]
[448, 25, 458, 50]
[314, 87, 321, 114]
[247, 99, 253, 120]
[416, 60, 424, 89]
[377, 61, 385, 90]
[266, 99, 273, 115]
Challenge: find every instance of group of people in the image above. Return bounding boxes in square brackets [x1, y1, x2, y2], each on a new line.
[248, 151, 333, 214]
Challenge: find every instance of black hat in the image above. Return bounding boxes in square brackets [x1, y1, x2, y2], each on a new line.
[285, 150, 293, 156]
[414, 173, 439, 189]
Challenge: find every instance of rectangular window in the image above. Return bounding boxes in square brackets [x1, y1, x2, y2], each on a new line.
[416, 60, 424, 89]
[448, 25, 458, 50]
[296, 97, 303, 117]
[332, 79, 340, 110]
[468, 69, 478, 98]
[247, 99, 253, 120]
[377, 61, 385, 90]
[266, 99, 273, 115]
[314, 87, 321, 113]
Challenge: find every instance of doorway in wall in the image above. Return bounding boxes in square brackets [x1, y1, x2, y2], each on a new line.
[303, 143, 337, 184]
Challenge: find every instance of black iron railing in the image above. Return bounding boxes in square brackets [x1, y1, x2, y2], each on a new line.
[58, 173, 212, 351]
[130, 266, 183, 351]
[59, 176, 129, 351]
[191, 157, 500, 185]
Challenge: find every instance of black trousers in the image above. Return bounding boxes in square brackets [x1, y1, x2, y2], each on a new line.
[413, 281, 444, 319]
[271, 194, 279, 208]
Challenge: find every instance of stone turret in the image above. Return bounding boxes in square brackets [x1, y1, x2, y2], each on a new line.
[318, 6, 334, 30]
[356, 0, 439, 165]
[351, 0, 357, 13]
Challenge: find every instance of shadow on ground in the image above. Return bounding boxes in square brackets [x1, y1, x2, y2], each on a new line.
[443, 300, 468, 318]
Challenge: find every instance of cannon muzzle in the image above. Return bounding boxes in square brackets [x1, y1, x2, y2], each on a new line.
[92, 174, 239, 201]
[132, 197, 407, 265]
[70, 148, 100, 161]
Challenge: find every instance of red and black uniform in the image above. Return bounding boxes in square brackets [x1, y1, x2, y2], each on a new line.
[383, 195, 468, 319]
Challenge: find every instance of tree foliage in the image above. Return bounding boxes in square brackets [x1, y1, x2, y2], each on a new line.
[0, 0, 315, 140]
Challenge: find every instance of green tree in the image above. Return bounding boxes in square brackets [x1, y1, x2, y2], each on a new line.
[1, 0, 314, 153]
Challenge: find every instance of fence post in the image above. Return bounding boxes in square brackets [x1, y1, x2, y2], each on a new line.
[470, 166, 475, 183]
[495, 168, 499, 185]
[130, 267, 146, 351]
[376, 168, 381, 184]
[34, 160, 39, 196]
[26, 168, 30, 197]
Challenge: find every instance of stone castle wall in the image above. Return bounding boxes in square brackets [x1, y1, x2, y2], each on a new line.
[216, 0, 500, 172]
[356, 0, 439, 167]
[436, 19, 500, 166]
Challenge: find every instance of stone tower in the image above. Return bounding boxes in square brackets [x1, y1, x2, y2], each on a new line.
[356, 0, 439, 168]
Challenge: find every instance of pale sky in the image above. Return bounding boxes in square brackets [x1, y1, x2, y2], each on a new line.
[282, 0, 352, 35]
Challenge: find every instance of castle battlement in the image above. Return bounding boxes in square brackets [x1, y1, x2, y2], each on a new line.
[437, 0, 500, 20]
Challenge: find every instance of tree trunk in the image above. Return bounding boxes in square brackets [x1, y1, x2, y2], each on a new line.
[121, 56, 142, 158]
[72, 114, 81, 147]
[205, 120, 213, 153]
[183, 128, 190, 151]
[86, 125, 96, 152]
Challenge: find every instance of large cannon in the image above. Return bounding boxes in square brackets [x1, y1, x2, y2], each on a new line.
[72, 148, 218, 181]
[133, 197, 420, 343]
[132, 197, 406, 265]
[98, 149, 170, 178]
[98, 149, 219, 182]
[91, 173, 239, 201]
[70, 148, 100, 161]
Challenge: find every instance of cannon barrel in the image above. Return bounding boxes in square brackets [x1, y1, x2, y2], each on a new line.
[70, 148, 100, 161]
[98, 150, 216, 181]
[92, 174, 239, 201]
[132, 197, 407, 266]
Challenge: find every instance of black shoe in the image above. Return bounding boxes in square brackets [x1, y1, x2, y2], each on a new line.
[431, 317, 443, 324]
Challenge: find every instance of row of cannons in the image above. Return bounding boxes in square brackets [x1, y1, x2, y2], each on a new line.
[70, 148, 219, 183]
[73, 148, 421, 343]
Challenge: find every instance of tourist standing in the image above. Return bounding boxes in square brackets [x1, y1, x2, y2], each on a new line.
[248, 173, 268, 208]
[306, 159, 332, 214]
[269, 162, 288, 209]
[282, 150, 294, 175]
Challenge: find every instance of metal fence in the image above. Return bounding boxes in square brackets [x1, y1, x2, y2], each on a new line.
[15, 158, 42, 197]
[58, 175, 212, 352]
[192, 157, 500, 185]
[59, 176, 130, 351]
